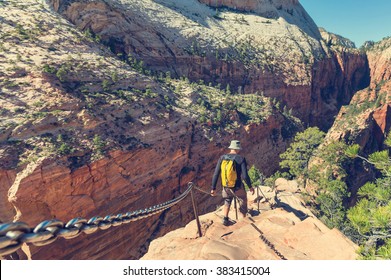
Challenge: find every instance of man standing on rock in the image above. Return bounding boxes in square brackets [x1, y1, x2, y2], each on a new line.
[211, 140, 255, 226]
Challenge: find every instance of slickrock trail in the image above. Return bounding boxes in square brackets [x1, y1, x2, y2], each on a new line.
[142, 179, 358, 260]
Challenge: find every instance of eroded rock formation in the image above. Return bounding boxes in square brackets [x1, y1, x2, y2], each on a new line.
[327, 37, 391, 149]
[325, 37, 391, 199]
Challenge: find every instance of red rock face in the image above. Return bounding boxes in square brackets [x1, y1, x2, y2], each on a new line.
[373, 104, 391, 142]
[324, 39, 391, 203]
[0, 170, 17, 223]
[329, 39, 391, 149]
[366, 40, 391, 142]
[368, 52, 391, 85]
[2, 111, 294, 259]
[310, 51, 370, 129]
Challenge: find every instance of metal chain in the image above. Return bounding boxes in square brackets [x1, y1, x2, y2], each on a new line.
[248, 217, 287, 260]
[225, 188, 244, 206]
[193, 184, 249, 208]
[194, 184, 246, 205]
[194, 185, 222, 197]
[0, 182, 195, 257]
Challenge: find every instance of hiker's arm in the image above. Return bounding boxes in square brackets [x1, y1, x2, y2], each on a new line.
[211, 157, 222, 191]
[241, 158, 254, 194]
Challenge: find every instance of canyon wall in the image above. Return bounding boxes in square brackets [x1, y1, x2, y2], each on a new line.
[49, 0, 369, 129]
[327, 38, 391, 149]
[325, 37, 391, 199]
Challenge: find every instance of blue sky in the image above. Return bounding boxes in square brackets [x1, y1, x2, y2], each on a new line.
[299, 0, 391, 47]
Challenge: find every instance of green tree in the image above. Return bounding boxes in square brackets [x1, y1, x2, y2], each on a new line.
[216, 109, 222, 123]
[56, 134, 74, 155]
[102, 79, 110, 91]
[42, 64, 56, 74]
[346, 138, 391, 259]
[111, 71, 119, 83]
[264, 171, 292, 187]
[165, 71, 171, 82]
[92, 134, 106, 160]
[310, 140, 351, 230]
[310, 140, 350, 188]
[58, 143, 73, 155]
[225, 84, 231, 95]
[315, 178, 349, 229]
[56, 65, 68, 82]
[279, 127, 325, 186]
[93, 135, 105, 150]
[248, 165, 263, 186]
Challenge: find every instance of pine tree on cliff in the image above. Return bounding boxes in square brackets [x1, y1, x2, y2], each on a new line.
[311, 140, 350, 230]
[279, 127, 325, 187]
[346, 138, 391, 259]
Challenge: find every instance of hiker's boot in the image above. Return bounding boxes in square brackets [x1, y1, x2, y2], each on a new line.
[222, 216, 229, 226]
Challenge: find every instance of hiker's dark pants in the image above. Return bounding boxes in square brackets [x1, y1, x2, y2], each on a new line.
[222, 187, 248, 215]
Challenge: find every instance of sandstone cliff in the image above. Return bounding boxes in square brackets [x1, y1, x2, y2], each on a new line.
[48, 0, 369, 129]
[324, 37, 391, 198]
[319, 28, 356, 49]
[142, 179, 358, 260]
[326, 37, 391, 155]
[198, 0, 319, 39]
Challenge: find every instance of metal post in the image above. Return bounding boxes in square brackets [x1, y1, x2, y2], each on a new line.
[190, 189, 202, 237]
[258, 185, 273, 210]
[257, 185, 260, 212]
[234, 196, 238, 220]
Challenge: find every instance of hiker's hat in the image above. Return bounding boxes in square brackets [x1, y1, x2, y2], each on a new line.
[228, 140, 242, 150]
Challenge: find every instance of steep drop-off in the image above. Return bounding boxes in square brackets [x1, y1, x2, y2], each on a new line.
[325, 37, 391, 198]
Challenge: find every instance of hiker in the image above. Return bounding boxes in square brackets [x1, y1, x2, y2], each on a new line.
[211, 140, 255, 225]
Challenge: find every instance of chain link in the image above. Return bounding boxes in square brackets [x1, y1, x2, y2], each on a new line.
[0, 182, 195, 256]
[259, 233, 287, 260]
[249, 218, 287, 260]
[194, 185, 216, 196]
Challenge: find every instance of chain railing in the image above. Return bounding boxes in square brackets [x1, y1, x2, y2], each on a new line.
[0, 182, 290, 260]
[0, 182, 195, 256]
